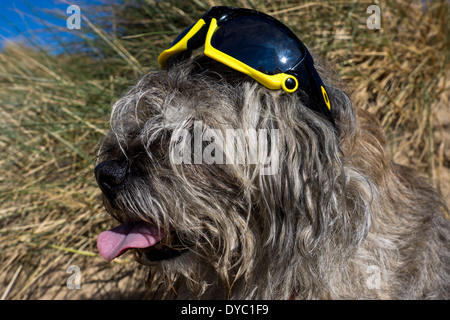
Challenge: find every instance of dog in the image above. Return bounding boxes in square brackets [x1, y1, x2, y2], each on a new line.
[94, 10, 449, 299]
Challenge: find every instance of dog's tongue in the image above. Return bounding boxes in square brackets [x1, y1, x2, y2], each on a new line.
[97, 222, 164, 261]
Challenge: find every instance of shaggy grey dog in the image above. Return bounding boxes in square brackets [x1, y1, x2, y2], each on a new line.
[95, 55, 450, 299]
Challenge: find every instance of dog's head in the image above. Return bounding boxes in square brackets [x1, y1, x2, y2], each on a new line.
[94, 55, 372, 298]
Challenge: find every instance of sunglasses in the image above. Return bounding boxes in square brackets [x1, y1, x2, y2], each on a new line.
[158, 6, 334, 124]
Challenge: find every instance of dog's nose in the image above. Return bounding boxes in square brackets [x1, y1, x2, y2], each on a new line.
[95, 159, 128, 192]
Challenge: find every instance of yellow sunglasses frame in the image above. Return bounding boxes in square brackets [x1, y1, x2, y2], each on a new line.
[158, 18, 299, 93]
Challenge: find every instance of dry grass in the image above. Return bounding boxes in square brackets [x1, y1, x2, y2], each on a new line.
[0, 0, 448, 299]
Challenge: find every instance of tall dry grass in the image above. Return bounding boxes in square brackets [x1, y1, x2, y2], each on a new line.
[0, 0, 448, 299]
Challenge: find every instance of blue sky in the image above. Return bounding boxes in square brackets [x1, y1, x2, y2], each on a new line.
[0, 0, 99, 53]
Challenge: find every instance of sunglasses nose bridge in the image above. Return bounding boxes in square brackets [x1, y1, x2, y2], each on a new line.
[158, 18, 207, 67]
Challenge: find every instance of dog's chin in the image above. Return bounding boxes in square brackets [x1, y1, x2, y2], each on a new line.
[136, 232, 188, 263]
[135, 243, 186, 265]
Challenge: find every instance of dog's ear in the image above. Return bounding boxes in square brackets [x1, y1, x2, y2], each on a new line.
[234, 85, 335, 253]
[242, 83, 373, 259]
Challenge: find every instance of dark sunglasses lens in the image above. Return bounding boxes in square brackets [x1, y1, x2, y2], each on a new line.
[211, 16, 303, 74]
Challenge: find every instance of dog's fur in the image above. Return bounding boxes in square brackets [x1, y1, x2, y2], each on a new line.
[95, 55, 450, 299]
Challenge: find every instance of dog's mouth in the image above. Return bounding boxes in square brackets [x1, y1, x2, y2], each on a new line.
[97, 221, 186, 261]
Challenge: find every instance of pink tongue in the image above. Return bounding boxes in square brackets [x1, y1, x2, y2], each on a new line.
[97, 222, 164, 261]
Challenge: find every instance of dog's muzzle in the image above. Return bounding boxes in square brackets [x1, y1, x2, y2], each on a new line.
[94, 159, 188, 262]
